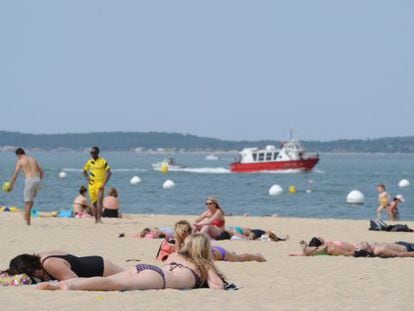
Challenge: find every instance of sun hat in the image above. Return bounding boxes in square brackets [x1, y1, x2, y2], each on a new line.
[396, 194, 405, 202]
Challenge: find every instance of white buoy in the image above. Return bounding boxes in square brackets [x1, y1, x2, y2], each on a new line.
[163, 179, 176, 189]
[398, 179, 410, 188]
[346, 190, 364, 204]
[269, 184, 283, 196]
[130, 176, 141, 185]
[58, 171, 67, 179]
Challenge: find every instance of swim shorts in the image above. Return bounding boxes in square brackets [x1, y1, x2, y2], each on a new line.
[88, 183, 104, 204]
[24, 177, 41, 202]
[396, 241, 414, 252]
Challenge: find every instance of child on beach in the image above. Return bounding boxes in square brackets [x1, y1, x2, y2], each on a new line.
[376, 184, 390, 219]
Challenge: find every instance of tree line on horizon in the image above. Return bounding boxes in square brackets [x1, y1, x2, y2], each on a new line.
[0, 131, 414, 153]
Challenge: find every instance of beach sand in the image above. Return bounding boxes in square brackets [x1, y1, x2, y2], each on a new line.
[1, 212, 414, 311]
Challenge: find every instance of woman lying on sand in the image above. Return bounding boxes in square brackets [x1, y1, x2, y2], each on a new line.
[174, 220, 266, 262]
[3, 251, 124, 281]
[132, 226, 174, 239]
[221, 227, 288, 242]
[38, 234, 224, 291]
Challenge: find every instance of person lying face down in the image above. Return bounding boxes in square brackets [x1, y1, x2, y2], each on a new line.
[354, 241, 414, 258]
[173, 220, 266, 262]
[219, 227, 288, 242]
[3, 251, 124, 282]
[38, 234, 225, 291]
[298, 237, 357, 256]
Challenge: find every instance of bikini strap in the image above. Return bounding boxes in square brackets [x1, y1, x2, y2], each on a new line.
[168, 262, 203, 288]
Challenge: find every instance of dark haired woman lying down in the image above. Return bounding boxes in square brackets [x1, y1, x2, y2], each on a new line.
[2, 250, 124, 282]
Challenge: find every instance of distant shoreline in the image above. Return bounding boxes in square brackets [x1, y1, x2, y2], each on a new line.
[1, 130, 414, 153]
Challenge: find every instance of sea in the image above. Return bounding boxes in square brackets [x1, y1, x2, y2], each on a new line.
[1, 151, 413, 220]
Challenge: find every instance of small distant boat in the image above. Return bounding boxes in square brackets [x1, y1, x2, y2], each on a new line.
[205, 154, 219, 161]
[230, 139, 319, 173]
[152, 158, 186, 171]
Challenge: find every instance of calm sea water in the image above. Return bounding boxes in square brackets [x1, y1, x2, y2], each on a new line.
[0, 151, 413, 220]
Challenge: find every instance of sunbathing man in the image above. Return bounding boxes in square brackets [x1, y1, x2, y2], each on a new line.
[296, 237, 357, 256]
[355, 241, 414, 258]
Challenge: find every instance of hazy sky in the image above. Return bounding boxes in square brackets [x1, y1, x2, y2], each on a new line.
[1, 1, 413, 141]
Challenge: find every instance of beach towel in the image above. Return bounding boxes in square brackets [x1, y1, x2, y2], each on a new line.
[0, 273, 33, 286]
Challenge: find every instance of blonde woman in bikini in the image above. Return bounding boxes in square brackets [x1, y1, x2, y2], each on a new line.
[376, 184, 390, 219]
[193, 197, 225, 239]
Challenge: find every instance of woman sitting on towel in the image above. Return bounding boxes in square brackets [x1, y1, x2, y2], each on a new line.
[38, 234, 225, 291]
[3, 251, 124, 282]
[193, 197, 226, 239]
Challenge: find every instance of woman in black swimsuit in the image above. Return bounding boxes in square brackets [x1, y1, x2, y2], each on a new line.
[4, 251, 124, 281]
[38, 234, 225, 291]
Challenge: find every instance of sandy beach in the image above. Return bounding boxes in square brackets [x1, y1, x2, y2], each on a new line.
[1, 212, 414, 311]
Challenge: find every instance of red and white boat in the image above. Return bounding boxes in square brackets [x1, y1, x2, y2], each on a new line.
[230, 139, 319, 173]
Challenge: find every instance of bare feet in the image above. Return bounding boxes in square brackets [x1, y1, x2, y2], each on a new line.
[255, 253, 267, 262]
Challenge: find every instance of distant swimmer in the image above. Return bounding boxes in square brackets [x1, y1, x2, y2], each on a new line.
[376, 184, 390, 219]
[83, 146, 111, 224]
[8, 148, 44, 226]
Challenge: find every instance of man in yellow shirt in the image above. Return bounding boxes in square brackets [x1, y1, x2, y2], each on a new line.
[83, 146, 111, 223]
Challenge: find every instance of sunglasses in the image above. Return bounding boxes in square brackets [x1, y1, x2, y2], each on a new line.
[205, 202, 214, 205]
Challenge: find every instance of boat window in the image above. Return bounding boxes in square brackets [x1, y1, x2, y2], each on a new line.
[266, 152, 272, 161]
[252, 153, 257, 161]
[273, 152, 279, 160]
[258, 152, 265, 161]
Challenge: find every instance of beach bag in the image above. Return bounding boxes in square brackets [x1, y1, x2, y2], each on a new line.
[369, 219, 389, 231]
[156, 239, 176, 262]
[388, 224, 413, 232]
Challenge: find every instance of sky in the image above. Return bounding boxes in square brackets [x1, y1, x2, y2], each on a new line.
[1, 1, 413, 141]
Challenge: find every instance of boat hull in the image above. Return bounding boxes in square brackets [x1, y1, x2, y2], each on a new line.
[230, 157, 319, 173]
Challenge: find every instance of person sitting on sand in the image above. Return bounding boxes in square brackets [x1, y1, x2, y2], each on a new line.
[132, 227, 174, 239]
[354, 241, 414, 258]
[73, 186, 92, 218]
[296, 237, 357, 256]
[38, 234, 225, 291]
[173, 220, 266, 262]
[102, 187, 121, 218]
[193, 197, 226, 239]
[3, 251, 124, 282]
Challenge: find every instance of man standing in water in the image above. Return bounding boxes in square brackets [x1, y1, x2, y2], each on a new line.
[83, 146, 111, 224]
[9, 148, 44, 225]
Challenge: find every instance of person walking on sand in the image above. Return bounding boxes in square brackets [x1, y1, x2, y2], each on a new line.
[376, 184, 390, 219]
[8, 148, 44, 226]
[83, 146, 111, 224]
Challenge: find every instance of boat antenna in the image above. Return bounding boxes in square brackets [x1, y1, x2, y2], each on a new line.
[289, 129, 293, 140]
